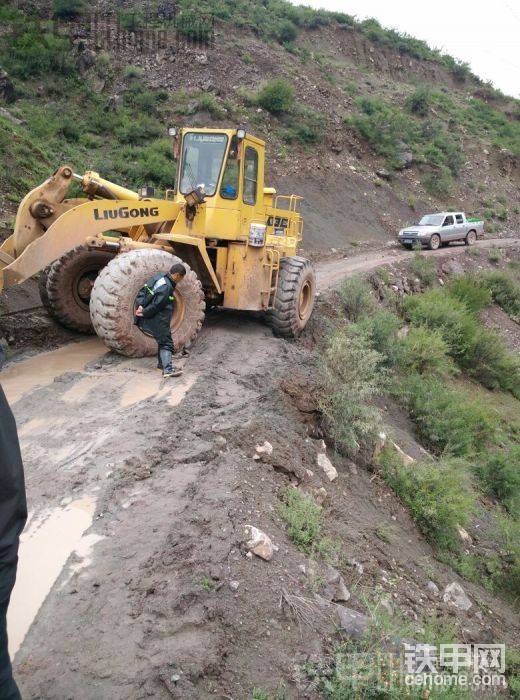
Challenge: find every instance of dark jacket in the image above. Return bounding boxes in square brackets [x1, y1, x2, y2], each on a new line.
[0, 349, 27, 698]
[135, 273, 176, 336]
[0, 386, 27, 571]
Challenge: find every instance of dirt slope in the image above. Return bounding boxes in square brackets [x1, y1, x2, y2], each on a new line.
[2, 242, 520, 699]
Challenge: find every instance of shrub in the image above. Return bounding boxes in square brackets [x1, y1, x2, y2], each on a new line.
[353, 310, 401, 363]
[468, 328, 520, 396]
[422, 166, 453, 197]
[278, 19, 298, 44]
[408, 252, 437, 286]
[398, 326, 456, 377]
[319, 328, 384, 456]
[394, 373, 497, 457]
[447, 275, 491, 313]
[403, 290, 476, 364]
[475, 448, 520, 515]
[123, 65, 143, 81]
[405, 87, 430, 116]
[277, 488, 322, 553]
[488, 247, 503, 263]
[53, 0, 84, 19]
[283, 107, 324, 144]
[114, 117, 161, 144]
[117, 8, 144, 31]
[175, 10, 213, 42]
[483, 271, 520, 320]
[338, 275, 375, 321]
[379, 447, 473, 550]
[196, 93, 225, 119]
[257, 79, 294, 114]
[4, 27, 74, 79]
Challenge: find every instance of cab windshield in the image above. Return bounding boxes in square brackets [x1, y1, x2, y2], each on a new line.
[419, 215, 444, 226]
[179, 133, 228, 197]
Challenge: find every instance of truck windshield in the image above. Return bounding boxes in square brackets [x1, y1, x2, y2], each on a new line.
[179, 133, 228, 197]
[419, 215, 444, 226]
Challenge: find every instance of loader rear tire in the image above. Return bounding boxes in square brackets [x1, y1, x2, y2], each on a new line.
[39, 246, 114, 334]
[90, 249, 205, 357]
[268, 256, 316, 338]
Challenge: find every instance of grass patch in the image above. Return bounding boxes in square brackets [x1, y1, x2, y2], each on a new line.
[408, 251, 437, 286]
[393, 373, 497, 457]
[378, 447, 473, 550]
[483, 271, 520, 321]
[257, 78, 294, 114]
[475, 447, 520, 516]
[397, 326, 456, 377]
[338, 275, 375, 321]
[277, 487, 328, 555]
[447, 275, 491, 312]
[319, 327, 384, 456]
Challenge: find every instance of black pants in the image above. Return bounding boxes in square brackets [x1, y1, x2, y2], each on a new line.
[154, 328, 174, 372]
[0, 386, 26, 700]
[0, 567, 20, 700]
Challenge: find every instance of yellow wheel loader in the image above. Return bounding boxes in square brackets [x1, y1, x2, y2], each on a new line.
[0, 128, 316, 356]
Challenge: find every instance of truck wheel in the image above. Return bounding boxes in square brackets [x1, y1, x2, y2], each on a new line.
[39, 246, 114, 334]
[429, 234, 441, 250]
[465, 230, 477, 246]
[268, 256, 316, 338]
[90, 249, 205, 357]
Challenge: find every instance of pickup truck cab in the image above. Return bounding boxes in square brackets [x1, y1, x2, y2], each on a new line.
[398, 212, 484, 250]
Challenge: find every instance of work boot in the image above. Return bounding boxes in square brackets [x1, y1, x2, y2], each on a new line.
[163, 366, 183, 378]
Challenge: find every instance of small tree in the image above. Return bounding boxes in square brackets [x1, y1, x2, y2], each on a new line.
[257, 79, 294, 114]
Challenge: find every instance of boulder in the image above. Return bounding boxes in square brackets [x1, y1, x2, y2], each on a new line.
[426, 580, 439, 596]
[244, 525, 275, 561]
[317, 452, 338, 481]
[323, 565, 351, 603]
[335, 605, 369, 640]
[441, 259, 464, 276]
[442, 582, 472, 611]
[255, 441, 273, 456]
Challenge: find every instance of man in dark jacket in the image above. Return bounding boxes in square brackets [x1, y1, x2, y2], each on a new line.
[135, 263, 186, 378]
[0, 347, 27, 700]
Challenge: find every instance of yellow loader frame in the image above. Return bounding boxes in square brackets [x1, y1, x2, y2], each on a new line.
[0, 128, 303, 313]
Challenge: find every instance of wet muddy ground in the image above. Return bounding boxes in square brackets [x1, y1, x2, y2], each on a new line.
[2, 239, 520, 698]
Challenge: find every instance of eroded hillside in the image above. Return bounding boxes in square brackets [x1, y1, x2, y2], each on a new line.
[0, 0, 519, 251]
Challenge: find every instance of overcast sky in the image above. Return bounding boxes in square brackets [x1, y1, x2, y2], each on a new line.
[291, 0, 520, 98]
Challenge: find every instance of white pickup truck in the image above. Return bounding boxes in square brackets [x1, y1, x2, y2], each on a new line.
[398, 212, 485, 250]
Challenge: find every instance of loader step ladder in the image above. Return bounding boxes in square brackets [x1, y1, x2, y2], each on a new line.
[262, 248, 281, 309]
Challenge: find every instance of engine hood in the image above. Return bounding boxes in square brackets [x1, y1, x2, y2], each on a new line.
[399, 225, 438, 235]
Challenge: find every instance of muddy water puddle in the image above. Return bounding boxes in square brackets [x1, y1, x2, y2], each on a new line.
[119, 365, 195, 408]
[7, 496, 98, 657]
[1, 339, 106, 404]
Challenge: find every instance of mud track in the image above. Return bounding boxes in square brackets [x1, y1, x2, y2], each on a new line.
[2, 237, 519, 698]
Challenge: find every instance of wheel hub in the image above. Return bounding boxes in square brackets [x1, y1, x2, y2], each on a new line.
[299, 280, 312, 320]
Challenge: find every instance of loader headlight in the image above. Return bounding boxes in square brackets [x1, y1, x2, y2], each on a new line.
[237, 128, 246, 140]
[168, 127, 178, 137]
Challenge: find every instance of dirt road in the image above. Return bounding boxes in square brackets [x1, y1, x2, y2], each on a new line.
[315, 236, 520, 291]
[2, 239, 519, 698]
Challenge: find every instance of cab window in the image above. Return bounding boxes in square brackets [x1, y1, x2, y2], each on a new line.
[220, 158, 239, 200]
[243, 147, 258, 205]
[455, 214, 463, 224]
[443, 215, 454, 226]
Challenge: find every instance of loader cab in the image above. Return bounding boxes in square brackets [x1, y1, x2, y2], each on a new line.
[174, 128, 266, 239]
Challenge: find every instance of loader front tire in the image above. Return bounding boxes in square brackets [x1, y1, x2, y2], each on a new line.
[268, 256, 316, 338]
[39, 246, 114, 334]
[90, 249, 205, 357]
